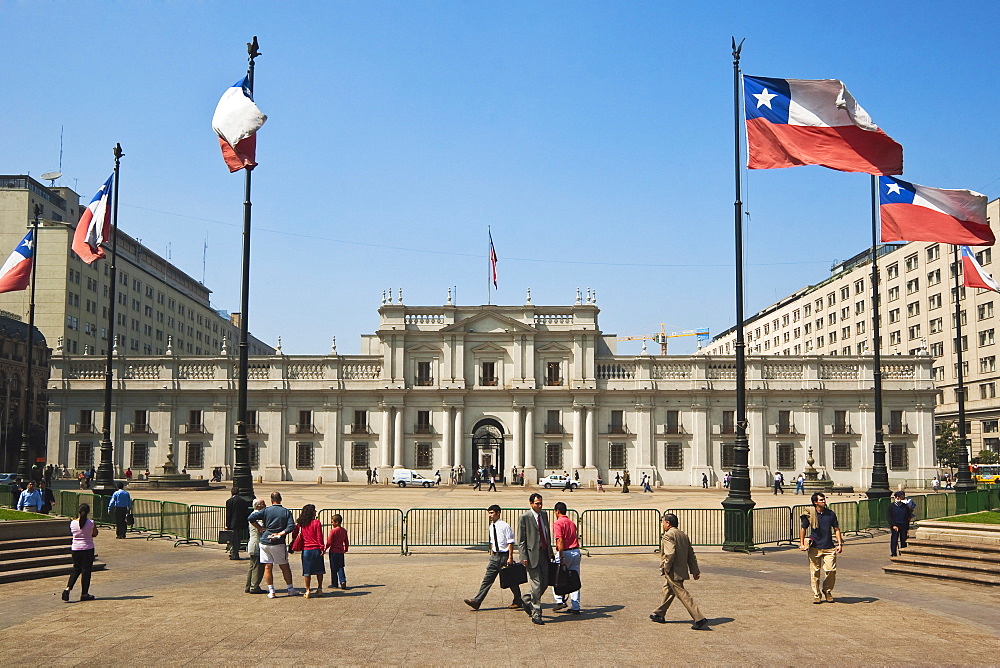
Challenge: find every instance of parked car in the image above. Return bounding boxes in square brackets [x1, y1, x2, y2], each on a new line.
[392, 469, 437, 488]
[538, 474, 579, 489]
[0, 473, 19, 487]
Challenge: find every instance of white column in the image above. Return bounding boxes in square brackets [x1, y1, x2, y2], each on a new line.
[380, 405, 391, 468]
[512, 406, 523, 470]
[585, 406, 595, 468]
[393, 407, 404, 468]
[572, 406, 584, 469]
[524, 407, 534, 470]
[441, 407, 453, 468]
[454, 408, 464, 471]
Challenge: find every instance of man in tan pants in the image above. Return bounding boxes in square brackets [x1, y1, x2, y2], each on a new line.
[649, 513, 709, 630]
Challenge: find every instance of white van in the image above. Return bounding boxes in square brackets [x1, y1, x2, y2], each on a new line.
[391, 469, 437, 488]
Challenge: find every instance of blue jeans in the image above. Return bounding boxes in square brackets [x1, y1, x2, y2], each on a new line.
[328, 552, 346, 584]
[553, 548, 581, 611]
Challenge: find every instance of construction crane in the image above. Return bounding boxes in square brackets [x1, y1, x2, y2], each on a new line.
[617, 324, 710, 355]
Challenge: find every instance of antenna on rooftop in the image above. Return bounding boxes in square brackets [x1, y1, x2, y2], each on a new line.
[40, 171, 62, 187]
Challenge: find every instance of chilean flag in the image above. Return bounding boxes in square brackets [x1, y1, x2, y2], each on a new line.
[744, 76, 903, 175]
[489, 230, 498, 288]
[879, 176, 992, 246]
[962, 246, 1000, 292]
[72, 174, 114, 264]
[212, 76, 267, 172]
[0, 231, 34, 294]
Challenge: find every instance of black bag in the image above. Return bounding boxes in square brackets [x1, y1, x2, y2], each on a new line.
[125, 512, 135, 527]
[218, 530, 236, 544]
[499, 562, 528, 589]
[549, 562, 581, 596]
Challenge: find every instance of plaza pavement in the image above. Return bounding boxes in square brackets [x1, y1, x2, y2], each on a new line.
[2, 482, 998, 666]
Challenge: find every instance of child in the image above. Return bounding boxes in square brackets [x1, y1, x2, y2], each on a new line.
[325, 513, 350, 590]
[290, 504, 325, 598]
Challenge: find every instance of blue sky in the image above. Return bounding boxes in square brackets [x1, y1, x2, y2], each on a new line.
[3, 2, 997, 354]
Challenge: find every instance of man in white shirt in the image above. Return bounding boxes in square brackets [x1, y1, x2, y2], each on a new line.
[465, 504, 524, 611]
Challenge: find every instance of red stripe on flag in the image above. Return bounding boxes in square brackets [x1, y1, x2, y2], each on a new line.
[881, 204, 995, 246]
[746, 118, 903, 175]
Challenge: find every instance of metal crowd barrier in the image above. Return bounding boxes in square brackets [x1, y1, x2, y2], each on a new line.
[317, 508, 405, 554]
[750, 506, 794, 546]
[579, 508, 661, 549]
[402, 507, 579, 555]
[664, 508, 726, 546]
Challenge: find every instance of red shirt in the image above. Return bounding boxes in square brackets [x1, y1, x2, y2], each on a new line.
[325, 526, 350, 553]
[293, 519, 325, 550]
[553, 515, 579, 550]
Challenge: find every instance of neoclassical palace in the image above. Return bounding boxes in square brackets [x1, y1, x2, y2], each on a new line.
[45, 298, 937, 487]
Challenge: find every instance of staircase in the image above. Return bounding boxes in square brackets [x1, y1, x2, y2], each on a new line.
[0, 520, 106, 584]
[883, 520, 1000, 586]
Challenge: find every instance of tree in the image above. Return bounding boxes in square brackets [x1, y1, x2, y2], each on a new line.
[976, 449, 1000, 465]
[935, 421, 966, 474]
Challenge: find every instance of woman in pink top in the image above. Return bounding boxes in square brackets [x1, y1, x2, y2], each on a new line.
[63, 503, 98, 602]
[290, 504, 326, 597]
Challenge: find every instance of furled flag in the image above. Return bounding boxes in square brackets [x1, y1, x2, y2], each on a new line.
[962, 246, 1000, 292]
[72, 174, 114, 264]
[0, 231, 34, 294]
[212, 76, 267, 172]
[744, 75, 903, 175]
[489, 230, 498, 289]
[879, 176, 992, 246]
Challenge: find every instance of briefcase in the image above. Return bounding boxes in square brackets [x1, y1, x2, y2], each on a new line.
[218, 530, 236, 544]
[550, 563, 581, 596]
[499, 562, 528, 589]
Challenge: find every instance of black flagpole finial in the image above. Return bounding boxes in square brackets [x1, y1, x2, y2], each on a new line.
[113, 143, 124, 160]
[248, 36, 261, 61]
[732, 37, 745, 60]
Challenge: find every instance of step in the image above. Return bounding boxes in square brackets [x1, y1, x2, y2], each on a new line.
[883, 563, 1000, 586]
[0, 561, 106, 585]
[0, 537, 71, 552]
[900, 545, 1000, 564]
[890, 554, 1000, 575]
[0, 554, 75, 572]
[905, 539, 1000, 555]
[0, 545, 70, 562]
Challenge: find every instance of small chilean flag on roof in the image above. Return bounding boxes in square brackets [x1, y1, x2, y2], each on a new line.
[744, 76, 903, 175]
[962, 246, 1000, 293]
[72, 174, 114, 264]
[0, 231, 34, 294]
[212, 76, 267, 172]
[879, 176, 993, 246]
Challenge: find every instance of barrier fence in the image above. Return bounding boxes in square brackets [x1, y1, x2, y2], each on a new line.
[4, 487, 998, 553]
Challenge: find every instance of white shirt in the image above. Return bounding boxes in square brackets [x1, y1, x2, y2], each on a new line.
[489, 519, 515, 553]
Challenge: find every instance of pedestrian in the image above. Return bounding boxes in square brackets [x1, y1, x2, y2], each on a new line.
[325, 513, 350, 590]
[887, 490, 914, 557]
[16, 480, 42, 512]
[551, 501, 582, 615]
[773, 471, 784, 495]
[435, 469, 442, 485]
[371, 468, 378, 484]
[931, 476, 940, 492]
[512, 466, 518, 485]
[488, 473, 498, 492]
[473, 469, 483, 491]
[62, 503, 98, 602]
[597, 475, 605, 493]
[225, 485, 250, 560]
[621, 470, 631, 493]
[366, 467, 372, 485]
[649, 513, 708, 630]
[642, 472, 653, 493]
[450, 468, 457, 486]
[799, 492, 843, 604]
[517, 493, 554, 626]
[289, 504, 325, 598]
[44, 464, 54, 486]
[38, 480, 55, 514]
[464, 504, 524, 612]
[107, 481, 133, 539]
[245, 498, 267, 594]
[614, 472, 622, 487]
[795, 473, 805, 495]
[574, 470, 580, 483]
[723, 473, 730, 489]
[248, 491, 298, 598]
[562, 473, 573, 492]
[143, 468, 150, 480]
[702, 473, 709, 489]
[125, 467, 133, 483]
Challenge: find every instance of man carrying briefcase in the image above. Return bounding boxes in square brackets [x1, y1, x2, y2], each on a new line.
[464, 504, 524, 611]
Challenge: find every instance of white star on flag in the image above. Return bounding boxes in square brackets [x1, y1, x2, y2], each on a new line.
[753, 88, 777, 109]
[886, 182, 903, 196]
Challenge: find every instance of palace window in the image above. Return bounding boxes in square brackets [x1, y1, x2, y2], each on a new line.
[186, 442, 204, 469]
[351, 442, 369, 469]
[664, 443, 682, 470]
[610, 442, 627, 470]
[545, 442, 562, 469]
[296, 443, 314, 469]
[415, 442, 433, 469]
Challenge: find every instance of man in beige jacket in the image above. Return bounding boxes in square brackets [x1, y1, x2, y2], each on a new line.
[649, 513, 709, 630]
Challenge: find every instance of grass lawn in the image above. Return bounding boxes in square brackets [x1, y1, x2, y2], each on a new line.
[937, 511, 1000, 524]
[0, 508, 52, 521]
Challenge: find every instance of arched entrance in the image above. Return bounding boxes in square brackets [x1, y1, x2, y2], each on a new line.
[471, 419, 505, 482]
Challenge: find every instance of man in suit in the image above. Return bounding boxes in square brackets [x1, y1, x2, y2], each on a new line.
[225, 486, 251, 560]
[517, 492, 554, 626]
[649, 513, 709, 630]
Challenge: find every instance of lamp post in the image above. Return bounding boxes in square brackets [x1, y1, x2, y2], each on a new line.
[952, 245, 976, 492]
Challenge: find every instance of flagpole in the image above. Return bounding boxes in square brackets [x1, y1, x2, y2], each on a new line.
[231, 37, 261, 502]
[487, 227, 491, 305]
[866, 175, 890, 499]
[722, 37, 755, 552]
[952, 245, 975, 491]
[14, 205, 41, 486]
[93, 143, 124, 495]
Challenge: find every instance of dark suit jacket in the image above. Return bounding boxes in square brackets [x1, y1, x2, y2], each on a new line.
[517, 509, 554, 569]
[225, 494, 251, 532]
[660, 526, 700, 581]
